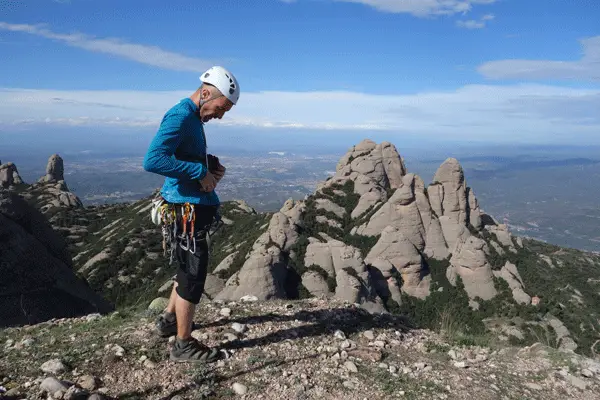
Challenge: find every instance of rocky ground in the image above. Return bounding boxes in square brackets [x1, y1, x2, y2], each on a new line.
[1, 298, 599, 400]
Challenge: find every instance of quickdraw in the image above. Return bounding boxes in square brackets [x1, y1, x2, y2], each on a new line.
[156, 200, 219, 264]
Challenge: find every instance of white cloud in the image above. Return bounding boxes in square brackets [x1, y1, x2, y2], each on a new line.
[1, 85, 599, 144]
[327, 0, 497, 17]
[478, 36, 600, 81]
[0, 22, 214, 72]
[456, 13, 494, 29]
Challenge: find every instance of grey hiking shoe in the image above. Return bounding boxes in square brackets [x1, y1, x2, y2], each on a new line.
[170, 338, 221, 363]
[155, 313, 196, 338]
[155, 313, 178, 337]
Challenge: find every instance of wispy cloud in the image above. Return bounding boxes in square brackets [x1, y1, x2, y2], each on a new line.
[456, 13, 494, 29]
[478, 36, 600, 81]
[0, 22, 214, 72]
[1, 85, 599, 144]
[308, 0, 497, 17]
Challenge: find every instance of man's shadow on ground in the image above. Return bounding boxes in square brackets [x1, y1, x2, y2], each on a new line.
[199, 305, 414, 351]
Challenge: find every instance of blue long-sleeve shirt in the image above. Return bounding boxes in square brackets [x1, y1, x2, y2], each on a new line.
[143, 98, 220, 205]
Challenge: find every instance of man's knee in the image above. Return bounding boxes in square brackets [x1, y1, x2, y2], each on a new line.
[175, 282, 204, 305]
[175, 259, 207, 304]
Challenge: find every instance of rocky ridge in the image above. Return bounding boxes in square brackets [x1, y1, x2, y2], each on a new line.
[207, 139, 528, 307]
[2, 154, 83, 213]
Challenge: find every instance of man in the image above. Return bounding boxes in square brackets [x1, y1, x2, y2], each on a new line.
[143, 66, 240, 363]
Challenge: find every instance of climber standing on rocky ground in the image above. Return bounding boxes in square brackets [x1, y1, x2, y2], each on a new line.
[143, 66, 240, 363]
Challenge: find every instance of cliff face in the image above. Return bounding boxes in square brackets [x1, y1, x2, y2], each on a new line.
[0, 191, 113, 327]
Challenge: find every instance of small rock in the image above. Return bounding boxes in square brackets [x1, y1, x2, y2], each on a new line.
[475, 354, 488, 363]
[170, 396, 183, 400]
[76, 375, 99, 391]
[41, 359, 68, 374]
[87, 395, 107, 400]
[423, 365, 433, 372]
[4, 339, 14, 348]
[224, 333, 238, 341]
[112, 345, 125, 357]
[347, 347, 382, 363]
[240, 295, 258, 302]
[340, 340, 351, 349]
[373, 341, 385, 348]
[378, 363, 388, 369]
[414, 362, 426, 370]
[344, 361, 358, 373]
[63, 385, 88, 400]
[54, 389, 66, 399]
[454, 361, 468, 369]
[231, 323, 247, 334]
[40, 377, 68, 394]
[232, 382, 248, 395]
[4, 388, 21, 397]
[565, 374, 588, 390]
[581, 369, 594, 378]
[490, 384, 499, 391]
[363, 331, 375, 340]
[20, 337, 35, 347]
[389, 366, 397, 374]
[448, 350, 458, 360]
[143, 359, 157, 369]
[334, 330, 346, 340]
[148, 297, 169, 313]
[340, 350, 348, 359]
[342, 381, 355, 389]
[525, 383, 542, 391]
[220, 308, 232, 317]
[85, 313, 102, 322]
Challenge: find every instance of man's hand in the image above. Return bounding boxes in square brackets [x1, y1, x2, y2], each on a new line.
[213, 164, 226, 182]
[207, 154, 226, 182]
[200, 171, 217, 192]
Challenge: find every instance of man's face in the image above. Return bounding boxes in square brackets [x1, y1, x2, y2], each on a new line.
[199, 88, 233, 123]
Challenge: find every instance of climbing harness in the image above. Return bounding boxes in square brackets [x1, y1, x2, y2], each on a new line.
[151, 194, 223, 264]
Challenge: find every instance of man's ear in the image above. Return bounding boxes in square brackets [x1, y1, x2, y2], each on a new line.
[200, 87, 209, 100]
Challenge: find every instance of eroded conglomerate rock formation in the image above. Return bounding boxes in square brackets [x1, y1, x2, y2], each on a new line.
[209, 139, 530, 310]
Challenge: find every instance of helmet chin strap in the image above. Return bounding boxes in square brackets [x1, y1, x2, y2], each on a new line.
[198, 93, 224, 122]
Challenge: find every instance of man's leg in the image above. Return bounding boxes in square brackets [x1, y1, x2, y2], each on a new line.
[165, 282, 178, 314]
[170, 219, 220, 363]
[155, 281, 180, 337]
[175, 294, 195, 340]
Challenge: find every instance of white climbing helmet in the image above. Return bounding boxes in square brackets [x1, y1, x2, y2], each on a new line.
[199, 66, 240, 105]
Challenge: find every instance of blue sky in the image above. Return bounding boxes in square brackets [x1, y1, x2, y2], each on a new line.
[1, 0, 599, 145]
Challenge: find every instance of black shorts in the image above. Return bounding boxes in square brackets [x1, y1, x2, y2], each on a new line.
[173, 204, 218, 304]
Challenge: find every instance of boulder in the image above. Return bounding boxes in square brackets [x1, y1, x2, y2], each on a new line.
[356, 174, 426, 251]
[0, 192, 113, 327]
[447, 232, 497, 300]
[41, 154, 65, 183]
[0, 162, 23, 188]
[301, 271, 332, 297]
[366, 226, 429, 298]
